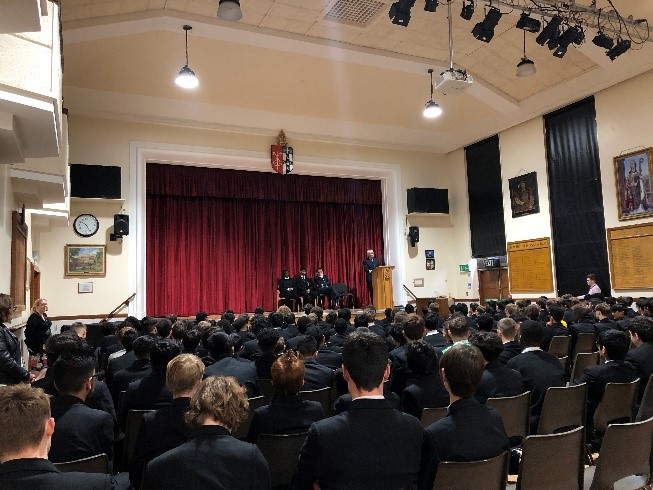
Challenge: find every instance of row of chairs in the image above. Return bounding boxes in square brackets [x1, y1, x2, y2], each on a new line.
[276, 283, 354, 312]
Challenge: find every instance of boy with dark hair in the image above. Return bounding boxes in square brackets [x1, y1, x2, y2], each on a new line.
[296, 333, 422, 489]
[420, 343, 509, 489]
[541, 304, 570, 351]
[625, 316, 653, 402]
[401, 340, 448, 419]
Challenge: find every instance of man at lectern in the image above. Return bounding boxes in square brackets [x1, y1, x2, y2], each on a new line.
[364, 249, 380, 301]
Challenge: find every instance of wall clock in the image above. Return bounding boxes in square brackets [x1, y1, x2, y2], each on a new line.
[73, 214, 100, 238]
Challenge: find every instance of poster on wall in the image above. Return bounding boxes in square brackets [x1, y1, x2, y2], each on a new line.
[614, 148, 653, 220]
[508, 172, 539, 218]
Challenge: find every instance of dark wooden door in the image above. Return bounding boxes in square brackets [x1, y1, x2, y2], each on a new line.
[479, 268, 509, 303]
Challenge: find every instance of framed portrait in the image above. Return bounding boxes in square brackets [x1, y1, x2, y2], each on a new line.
[64, 245, 106, 277]
[425, 249, 435, 259]
[614, 148, 653, 220]
[78, 282, 93, 293]
[509, 172, 539, 218]
[425, 259, 435, 270]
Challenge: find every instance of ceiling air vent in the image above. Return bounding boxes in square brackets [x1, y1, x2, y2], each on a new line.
[324, 0, 385, 27]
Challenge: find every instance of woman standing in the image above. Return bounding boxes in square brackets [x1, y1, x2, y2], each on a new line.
[0, 293, 32, 385]
[25, 298, 51, 369]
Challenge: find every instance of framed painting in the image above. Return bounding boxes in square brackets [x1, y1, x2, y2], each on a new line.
[508, 172, 539, 218]
[614, 148, 653, 220]
[64, 245, 106, 277]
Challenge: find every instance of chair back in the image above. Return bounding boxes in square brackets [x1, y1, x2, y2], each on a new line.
[549, 335, 571, 358]
[588, 417, 653, 490]
[299, 386, 332, 417]
[233, 396, 267, 440]
[259, 378, 274, 404]
[257, 432, 309, 487]
[54, 453, 110, 474]
[568, 352, 599, 384]
[420, 406, 448, 428]
[558, 356, 569, 374]
[517, 426, 585, 490]
[433, 450, 509, 490]
[537, 383, 587, 435]
[123, 409, 153, 467]
[572, 332, 596, 358]
[636, 375, 653, 422]
[487, 391, 531, 445]
[332, 283, 353, 308]
[593, 378, 640, 432]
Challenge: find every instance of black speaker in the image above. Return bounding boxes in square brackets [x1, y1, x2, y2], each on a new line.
[114, 214, 129, 236]
[407, 188, 449, 214]
[70, 164, 121, 199]
[408, 226, 419, 247]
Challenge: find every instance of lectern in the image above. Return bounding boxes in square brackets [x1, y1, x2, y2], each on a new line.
[372, 266, 395, 310]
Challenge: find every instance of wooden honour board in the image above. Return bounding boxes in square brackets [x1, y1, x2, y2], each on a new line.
[507, 237, 554, 293]
[608, 222, 653, 290]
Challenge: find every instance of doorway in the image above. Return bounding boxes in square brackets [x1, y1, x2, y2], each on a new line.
[30, 261, 40, 308]
[478, 268, 509, 304]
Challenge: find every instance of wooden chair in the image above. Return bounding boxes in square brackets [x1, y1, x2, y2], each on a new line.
[276, 289, 296, 312]
[568, 352, 599, 385]
[592, 379, 640, 433]
[636, 375, 653, 422]
[433, 450, 509, 490]
[256, 432, 309, 487]
[517, 426, 585, 490]
[233, 395, 267, 440]
[572, 332, 596, 358]
[420, 406, 448, 428]
[123, 409, 153, 468]
[537, 383, 587, 435]
[487, 391, 531, 447]
[54, 453, 110, 474]
[585, 417, 653, 490]
[549, 335, 571, 358]
[299, 386, 332, 417]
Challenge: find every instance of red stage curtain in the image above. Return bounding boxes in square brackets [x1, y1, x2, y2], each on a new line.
[146, 163, 384, 315]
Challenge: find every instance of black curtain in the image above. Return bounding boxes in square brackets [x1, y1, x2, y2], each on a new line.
[466, 135, 506, 257]
[544, 96, 610, 296]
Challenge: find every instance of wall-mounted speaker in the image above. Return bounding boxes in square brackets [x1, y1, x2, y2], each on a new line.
[408, 226, 419, 247]
[114, 214, 129, 236]
[407, 187, 449, 214]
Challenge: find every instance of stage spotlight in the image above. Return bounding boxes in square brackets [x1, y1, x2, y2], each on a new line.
[424, 0, 438, 12]
[389, 0, 416, 27]
[536, 15, 562, 45]
[606, 38, 631, 60]
[516, 12, 541, 33]
[472, 7, 502, 43]
[592, 31, 614, 49]
[460, 0, 474, 20]
[552, 26, 583, 58]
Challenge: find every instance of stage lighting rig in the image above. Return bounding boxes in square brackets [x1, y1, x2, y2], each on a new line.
[424, 0, 438, 13]
[606, 38, 631, 60]
[552, 25, 584, 58]
[460, 0, 474, 21]
[516, 12, 541, 33]
[536, 15, 563, 46]
[389, 0, 416, 27]
[472, 7, 502, 43]
[592, 31, 614, 49]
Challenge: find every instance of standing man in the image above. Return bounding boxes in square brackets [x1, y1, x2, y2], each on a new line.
[364, 249, 380, 302]
[578, 273, 601, 300]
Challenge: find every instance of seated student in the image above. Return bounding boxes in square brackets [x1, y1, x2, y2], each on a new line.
[254, 327, 282, 379]
[593, 302, 619, 334]
[574, 329, 637, 447]
[142, 376, 270, 489]
[419, 343, 509, 490]
[296, 334, 335, 391]
[328, 318, 350, 350]
[625, 316, 653, 403]
[497, 318, 522, 365]
[130, 354, 205, 489]
[439, 315, 471, 356]
[611, 303, 631, 331]
[295, 332, 423, 490]
[295, 267, 316, 307]
[69, 321, 88, 340]
[470, 331, 526, 403]
[122, 338, 180, 428]
[313, 267, 335, 307]
[278, 269, 299, 307]
[0, 385, 112, 489]
[181, 327, 201, 354]
[400, 340, 449, 419]
[247, 350, 324, 443]
[285, 316, 313, 351]
[203, 332, 260, 398]
[109, 335, 153, 405]
[541, 304, 570, 351]
[315, 327, 342, 370]
[507, 320, 566, 433]
[48, 354, 115, 469]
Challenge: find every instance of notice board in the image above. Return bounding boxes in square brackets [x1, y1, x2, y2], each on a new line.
[608, 223, 653, 290]
[507, 237, 554, 293]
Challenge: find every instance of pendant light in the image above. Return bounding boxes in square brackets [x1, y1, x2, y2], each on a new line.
[423, 69, 443, 119]
[516, 31, 536, 77]
[175, 25, 199, 89]
[217, 0, 243, 21]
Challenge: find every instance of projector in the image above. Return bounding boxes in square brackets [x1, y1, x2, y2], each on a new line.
[435, 69, 474, 95]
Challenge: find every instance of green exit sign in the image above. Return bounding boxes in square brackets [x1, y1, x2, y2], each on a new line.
[459, 264, 469, 272]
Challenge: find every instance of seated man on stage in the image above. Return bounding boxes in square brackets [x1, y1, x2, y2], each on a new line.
[294, 267, 316, 307]
[278, 269, 299, 308]
[313, 267, 335, 308]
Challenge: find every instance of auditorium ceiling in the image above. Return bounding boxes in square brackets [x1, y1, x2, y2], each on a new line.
[59, 0, 653, 152]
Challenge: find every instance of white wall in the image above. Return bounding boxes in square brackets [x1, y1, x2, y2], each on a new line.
[0, 165, 14, 294]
